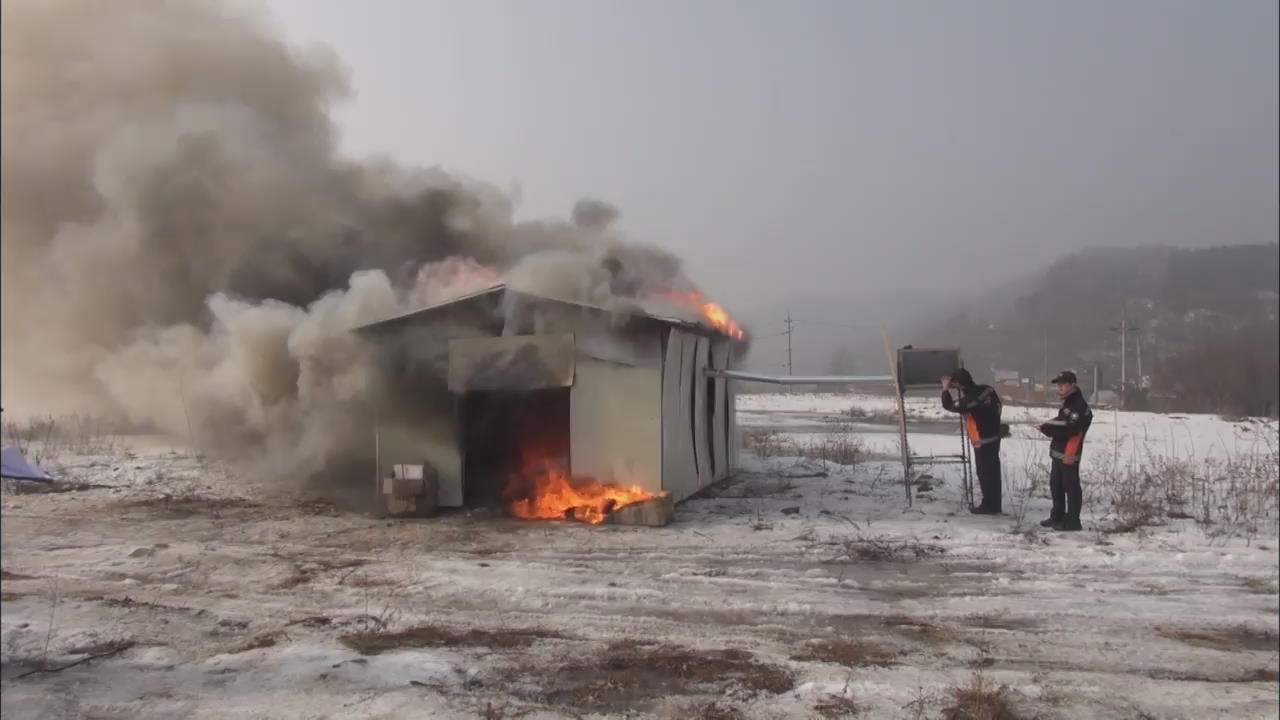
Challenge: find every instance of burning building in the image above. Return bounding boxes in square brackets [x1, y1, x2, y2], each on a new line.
[355, 283, 747, 525]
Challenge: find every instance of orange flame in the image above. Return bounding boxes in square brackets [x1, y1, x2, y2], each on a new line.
[659, 291, 746, 340]
[505, 451, 656, 525]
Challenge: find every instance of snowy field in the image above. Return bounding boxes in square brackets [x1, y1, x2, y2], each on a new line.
[2, 398, 1278, 719]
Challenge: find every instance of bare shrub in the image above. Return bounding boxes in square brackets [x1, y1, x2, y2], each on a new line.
[804, 425, 863, 468]
[2, 413, 121, 472]
[1087, 430, 1279, 538]
[1005, 449, 1049, 531]
[742, 428, 785, 459]
[943, 672, 1024, 720]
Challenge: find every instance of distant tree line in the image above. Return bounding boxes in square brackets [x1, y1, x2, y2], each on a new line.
[916, 243, 1279, 416]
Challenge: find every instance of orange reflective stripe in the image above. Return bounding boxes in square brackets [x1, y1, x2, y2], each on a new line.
[1063, 433, 1084, 465]
[965, 416, 982, 447]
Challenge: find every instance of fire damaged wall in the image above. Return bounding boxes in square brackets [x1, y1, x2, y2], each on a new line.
[661, 329, 737, 503]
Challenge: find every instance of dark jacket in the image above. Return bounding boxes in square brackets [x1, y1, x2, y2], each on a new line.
[1039, 387, 1093, 464]
[942, 384, 1003, 448]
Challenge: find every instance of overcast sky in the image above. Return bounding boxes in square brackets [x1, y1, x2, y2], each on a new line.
[262, 0, 1278, 313]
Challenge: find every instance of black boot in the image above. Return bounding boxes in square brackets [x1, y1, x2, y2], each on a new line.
[1039, 518, 1058, 528]
[1052, 519, 1083, 532]
[970, 505, 1001, 515]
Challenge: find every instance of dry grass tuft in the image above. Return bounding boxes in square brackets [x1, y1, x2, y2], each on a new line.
[942, 673, 1023, 720]
[742, 428, 786, 459]
[691, 701, 745, 720]
[825, 533, 946, 563]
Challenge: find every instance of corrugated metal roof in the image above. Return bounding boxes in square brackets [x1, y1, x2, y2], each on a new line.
[352, 283, 718, 336]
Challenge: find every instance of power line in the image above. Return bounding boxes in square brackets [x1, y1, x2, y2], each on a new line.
[790, 319, 881, 330]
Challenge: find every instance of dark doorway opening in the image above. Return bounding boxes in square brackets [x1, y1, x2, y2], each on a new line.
[460, 388, 571, 509]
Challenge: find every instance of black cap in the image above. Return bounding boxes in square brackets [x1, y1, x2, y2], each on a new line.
[949, 368, 974, 387]
[1050, 370, 1077, 385]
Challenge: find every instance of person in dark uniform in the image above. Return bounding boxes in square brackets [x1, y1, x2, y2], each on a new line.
[1038, 370, 1093, 531]
[941, 368, 1004, 514]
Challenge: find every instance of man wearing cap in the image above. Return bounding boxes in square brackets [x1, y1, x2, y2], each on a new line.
[941, 368, 1005, 514]
[1038, 371, 1093, 531]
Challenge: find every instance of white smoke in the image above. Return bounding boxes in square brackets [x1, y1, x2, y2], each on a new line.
[1, 0, 725, 498]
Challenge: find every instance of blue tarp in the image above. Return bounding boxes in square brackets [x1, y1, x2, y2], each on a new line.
[1, 446, 53, 482]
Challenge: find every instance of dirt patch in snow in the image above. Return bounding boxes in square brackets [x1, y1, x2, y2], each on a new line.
[526, 641, 795, 714]
[962, 613, 1041, 632]
[882, 615, 965, 647]
[112, 493, 262, 520]
[790, 638, 900, 667]
[1155, 625, 1279, 653]
[340, 624, 568, 656]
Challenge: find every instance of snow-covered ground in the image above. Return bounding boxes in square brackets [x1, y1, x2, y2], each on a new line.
[2, 400, 1277, 719]
[740, 391, 1279, 462]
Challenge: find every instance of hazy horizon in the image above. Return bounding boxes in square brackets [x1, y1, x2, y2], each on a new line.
[264, 0, 1278, 318]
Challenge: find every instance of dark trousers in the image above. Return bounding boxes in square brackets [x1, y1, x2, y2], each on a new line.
[973, 440, 1002, 511]
[1049, 458, 1082, 522]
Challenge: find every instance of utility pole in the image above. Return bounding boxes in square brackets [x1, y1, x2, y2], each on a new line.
[1109, 303, 1140, 409]
[784, 310, 794, 393]
[1042, 330, 1048, 401]
[1136, 333, 1143, 386]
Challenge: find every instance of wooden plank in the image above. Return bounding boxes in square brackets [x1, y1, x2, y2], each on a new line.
[711, 340, 730, 480]
[692, 336, 712, 488]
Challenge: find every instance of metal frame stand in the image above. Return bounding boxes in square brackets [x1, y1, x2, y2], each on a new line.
[893, 389, 973, 509]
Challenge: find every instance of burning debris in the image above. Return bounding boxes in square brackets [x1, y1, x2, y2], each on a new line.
[504, 454, 664, 525]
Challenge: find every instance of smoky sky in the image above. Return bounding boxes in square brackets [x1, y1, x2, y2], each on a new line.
[265, 0, 1279, 314]
[0, 0, 709, 488]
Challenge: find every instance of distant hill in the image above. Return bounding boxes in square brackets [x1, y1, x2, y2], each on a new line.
[905, 244, 1279, 404]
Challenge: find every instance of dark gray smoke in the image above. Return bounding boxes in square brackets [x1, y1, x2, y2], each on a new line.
[0, 0, 722, 493]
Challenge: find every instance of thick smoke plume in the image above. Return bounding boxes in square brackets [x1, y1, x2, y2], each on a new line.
[0, 0, 719, 496]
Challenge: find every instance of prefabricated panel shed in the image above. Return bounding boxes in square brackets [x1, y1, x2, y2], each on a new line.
[354, 285, 742, 509]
